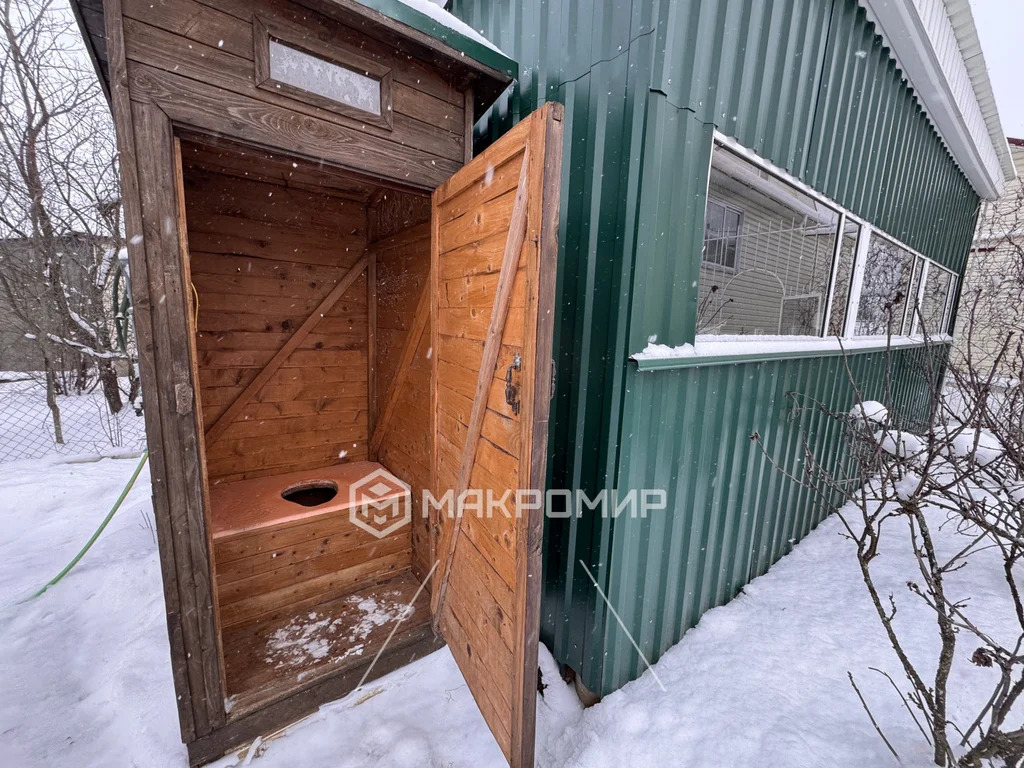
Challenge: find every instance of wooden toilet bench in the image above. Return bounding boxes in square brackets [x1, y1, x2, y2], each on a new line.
[209, 461, 412, 630]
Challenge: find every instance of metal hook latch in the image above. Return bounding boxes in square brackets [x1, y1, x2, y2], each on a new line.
[505, 353, 522, 415]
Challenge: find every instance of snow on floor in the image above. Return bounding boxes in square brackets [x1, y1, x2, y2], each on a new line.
[1, 455, 1017, 767]
[264, 594, 413, 673]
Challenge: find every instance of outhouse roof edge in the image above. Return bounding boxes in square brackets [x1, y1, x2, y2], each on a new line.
[351, 0, 518, 89]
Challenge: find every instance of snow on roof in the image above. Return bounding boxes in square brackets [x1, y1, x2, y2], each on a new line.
[391, 0, 502, 53]
[860, 0, 1014, 200]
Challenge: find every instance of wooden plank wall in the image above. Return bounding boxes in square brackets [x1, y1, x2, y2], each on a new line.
[119, 0, 465, 191]
[370, 201, 433, 582]
[181, 146, 371, 483]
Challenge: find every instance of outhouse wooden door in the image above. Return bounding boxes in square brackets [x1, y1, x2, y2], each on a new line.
[429, 102, 563, 767]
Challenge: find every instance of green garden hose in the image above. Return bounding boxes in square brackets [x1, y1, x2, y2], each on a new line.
[30, 450, 149, 599]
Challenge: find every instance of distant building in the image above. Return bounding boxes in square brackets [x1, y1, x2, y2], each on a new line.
[956, 139, 1024, 375]
[0, 232, 120, 373]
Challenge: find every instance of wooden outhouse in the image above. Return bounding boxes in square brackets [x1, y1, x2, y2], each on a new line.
[74, 0, 1016, 765]
[73, 0, 561, 764]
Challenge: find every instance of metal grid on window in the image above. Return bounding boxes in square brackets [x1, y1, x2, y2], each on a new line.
[698, 134, 961, 343]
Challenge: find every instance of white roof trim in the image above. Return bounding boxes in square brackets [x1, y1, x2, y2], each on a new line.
[860, 0, 1014, 200]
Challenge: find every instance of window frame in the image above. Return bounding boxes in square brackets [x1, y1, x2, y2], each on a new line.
[914, 260, 958, 338]
[852, 230, 919, 338]
[701, 132, 958, 346]
[779, 292, 824, 336]
[253, 16, 394, 130]
[701, 197, 743, 273]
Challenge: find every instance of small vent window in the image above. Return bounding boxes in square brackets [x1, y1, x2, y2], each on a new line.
[268, 40, 381, 116]
[254, 17, 393, 129]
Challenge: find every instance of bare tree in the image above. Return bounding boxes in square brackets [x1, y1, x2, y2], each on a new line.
[0, 0, 133, 439]
[752, 187, 1024, 764]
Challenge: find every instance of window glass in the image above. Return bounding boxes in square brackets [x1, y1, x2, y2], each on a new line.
[269, 39, 381, 115]
[921, 266, 953, 336]
[703, 199, 742, 270]
[698, 146, 840, 336]
[901, 257, 924, 335]
[826, 219, 860, 336]
[854, 235, 915, 336]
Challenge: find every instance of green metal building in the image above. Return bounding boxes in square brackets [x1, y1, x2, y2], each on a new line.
[451, 0, 1015, 696]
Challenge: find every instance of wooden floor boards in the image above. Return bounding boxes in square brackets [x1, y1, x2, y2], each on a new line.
[221, 570, 430, 712]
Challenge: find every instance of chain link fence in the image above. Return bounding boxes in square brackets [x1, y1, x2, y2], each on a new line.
[0, 373, 147, 463]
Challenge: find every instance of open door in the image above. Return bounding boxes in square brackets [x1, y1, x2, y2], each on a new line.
[430, 102, 563, 767]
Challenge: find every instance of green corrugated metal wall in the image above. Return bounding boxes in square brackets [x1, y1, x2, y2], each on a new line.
[452, 0, 980, 695]
[602, 345, 945, 690]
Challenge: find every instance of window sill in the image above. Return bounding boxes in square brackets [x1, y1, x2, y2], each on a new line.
[631, 334, 953, 371]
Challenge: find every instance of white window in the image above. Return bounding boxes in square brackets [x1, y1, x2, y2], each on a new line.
[901, 257, 926, 336]
[698, 144, 840, 336]
[696, 135, 958, 345]
[854, 234, 916, 336]
[825, 218, 861, 336]
[920, 266, 955, 336]
[703, 199, 742, 271]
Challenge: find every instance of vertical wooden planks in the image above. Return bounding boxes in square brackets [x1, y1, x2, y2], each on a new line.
[516, 104, 563, 765]
[174, 136, 229, 700]
[131, 98, 226, 734]
[464, 87, 475, 164]
[103, 0, 199, 742]
[368, 248, 378, 444]
[370, 220, 433, 581]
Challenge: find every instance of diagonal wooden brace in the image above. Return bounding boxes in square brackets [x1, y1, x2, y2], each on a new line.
[203, 254, 368, 445]
[431, 147, 531, 629]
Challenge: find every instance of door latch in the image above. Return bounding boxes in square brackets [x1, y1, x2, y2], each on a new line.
[505, 353, 522, 415]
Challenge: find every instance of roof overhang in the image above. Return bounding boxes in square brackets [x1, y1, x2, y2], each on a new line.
[860, 0, 1015, 200]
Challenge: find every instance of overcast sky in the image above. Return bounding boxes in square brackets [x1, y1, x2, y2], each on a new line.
[972, 0, 1024, 140]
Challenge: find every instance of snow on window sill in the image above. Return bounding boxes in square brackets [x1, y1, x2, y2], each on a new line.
[631, 334, 953, 371]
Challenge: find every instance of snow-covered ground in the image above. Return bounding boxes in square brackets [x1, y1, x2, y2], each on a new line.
[0, 455, 1017, 767]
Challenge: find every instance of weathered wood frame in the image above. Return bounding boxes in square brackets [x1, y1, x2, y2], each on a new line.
[102, 0, 507, 762]
[253, 14, 394, 130]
